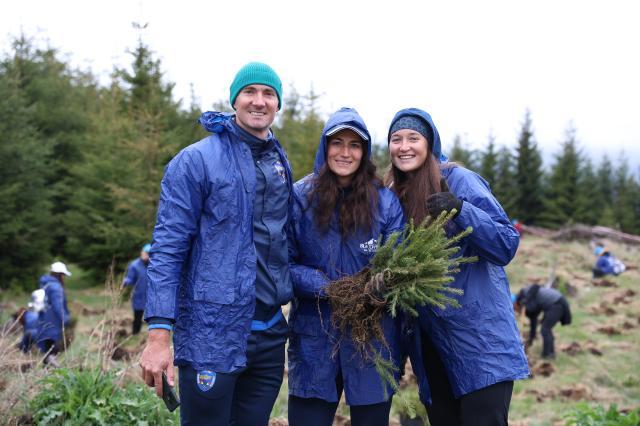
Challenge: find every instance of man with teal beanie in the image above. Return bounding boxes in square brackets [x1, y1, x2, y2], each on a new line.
[140, 62, 293, 426]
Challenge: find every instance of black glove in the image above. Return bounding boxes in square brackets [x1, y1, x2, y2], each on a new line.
[426, 192, 463, 218]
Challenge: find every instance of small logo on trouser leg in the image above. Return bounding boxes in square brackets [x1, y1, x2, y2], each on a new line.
[196, 370, 216, 391]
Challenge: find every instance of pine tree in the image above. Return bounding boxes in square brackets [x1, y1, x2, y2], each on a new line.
[612, 153, 636, 232]
[448, 134, 476, 170]
[513, 110, 544, 224]
[493, 146, 517, 216]
[371, 143, 390, 171]
[596, 156, 616, 227]
[479, 132, 498, 188]
[5, 35, 96, 259]
[0, 56, 52, 288]
[574, 158, 601, 225]
[66, 38, 203, 281]
[539, 126, 582, 228]
[274, 86, 325, 180]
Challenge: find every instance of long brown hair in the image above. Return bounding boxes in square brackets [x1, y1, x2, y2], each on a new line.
[384, 152, 443, 225]
[310, 147, 381, 237]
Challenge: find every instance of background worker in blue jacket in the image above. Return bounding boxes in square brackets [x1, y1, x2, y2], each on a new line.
[122, 243, 151, 335]
[139, 62, 294, 426]
[37, 261, 72, 367]
[385, 108, 529, 426]
[18, 289, 46, 353]
[287, 108, 405, 426]
[592, 244, 626, 278]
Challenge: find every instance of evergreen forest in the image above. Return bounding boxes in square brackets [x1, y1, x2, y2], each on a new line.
[2, 35, 639, 290]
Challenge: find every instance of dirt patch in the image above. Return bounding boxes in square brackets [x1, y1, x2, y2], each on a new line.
[106, 318, 131, 328]
[531, 361, 555, 377]
[525, 384, 592, 403]
[559, 383, 591, 400]
[588, 346, 603, 356]
[592, 278, 617, 288]
[622, 321, 636, 330]
[525, 388, 555, 402]
[560, 341, 582, 356]
[15, 414, 34, 425]
[597, 326, 621, 336]
[589, 302, 617, 316]
[81, 306, 107, 316]
[560, 340, 605, 358]
[111, 346, 131, 361]
[605, 289, 637, 306]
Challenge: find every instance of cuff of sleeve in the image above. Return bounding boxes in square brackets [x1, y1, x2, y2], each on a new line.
[148, 323, 173, 332]
[146, 316, 174, 325]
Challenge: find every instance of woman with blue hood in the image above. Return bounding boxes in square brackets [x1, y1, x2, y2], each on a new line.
[385, 108, 529, 426]
[287, 107, 405, 426]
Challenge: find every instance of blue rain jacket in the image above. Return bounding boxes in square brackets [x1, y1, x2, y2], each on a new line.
[24, 310, 39, 335]
[395, 109, 530, 404]
[594, 253, 623, 276]
[37, 275, 71, 342]
[287, 108, 406, 405]
[20, 310, 39, 352]
[123, 258, 149, 311]
[145, 112, 293, 372]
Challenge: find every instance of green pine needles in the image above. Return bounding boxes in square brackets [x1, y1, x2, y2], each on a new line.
[325, 209, 477, 394]
[327, 209, 476, 355]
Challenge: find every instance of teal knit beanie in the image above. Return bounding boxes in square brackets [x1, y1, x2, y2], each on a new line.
[229, 62, 282, 109]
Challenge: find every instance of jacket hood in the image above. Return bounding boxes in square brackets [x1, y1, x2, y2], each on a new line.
[39, 274, 60, 288]
[388, 108, 443, 161]
[198, 111, 234, 133]
[313, 107, 372, 174]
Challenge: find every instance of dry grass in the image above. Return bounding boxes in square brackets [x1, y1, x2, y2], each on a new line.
[0, 265, 148, 423]
[1, 237, 638, 425]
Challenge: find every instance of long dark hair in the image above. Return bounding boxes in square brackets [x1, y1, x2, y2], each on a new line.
[384, 152, 443, 226]
[310, 146, 381, 237]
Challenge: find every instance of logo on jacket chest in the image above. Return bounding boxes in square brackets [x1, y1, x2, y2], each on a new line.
[273, 160, 287, 184]
[359, 238, 378, 254]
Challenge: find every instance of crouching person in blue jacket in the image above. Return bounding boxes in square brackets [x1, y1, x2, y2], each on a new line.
[385, 108, 530, 426]
[287, 108, 405, 426]
[139, 62, 294, 426]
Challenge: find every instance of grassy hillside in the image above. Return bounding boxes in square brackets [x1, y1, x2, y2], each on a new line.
[507, 236, 640, 425]
[0, 235, 638, 425]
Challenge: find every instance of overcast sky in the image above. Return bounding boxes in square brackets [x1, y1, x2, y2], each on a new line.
[2, 0, 639, 170]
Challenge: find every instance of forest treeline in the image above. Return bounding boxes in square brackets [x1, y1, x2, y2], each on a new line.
[1, 35, 639, 289]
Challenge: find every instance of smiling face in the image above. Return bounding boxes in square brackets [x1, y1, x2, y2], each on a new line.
[389, 129, 429, 172]
[233, 84, 279, 139]
[326, 128, 364, 187]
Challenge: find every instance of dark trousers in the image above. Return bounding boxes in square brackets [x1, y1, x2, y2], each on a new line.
[289, 382, 392, 426]
[20, 332, 35, 353]
[37, 339, 60, 356]
[540, 301, 564, 357]
[528, 300, 566, 358]
[132, 310, 144, 335]
[178, 317, 288, 426]
[421, 333, 513, 426]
